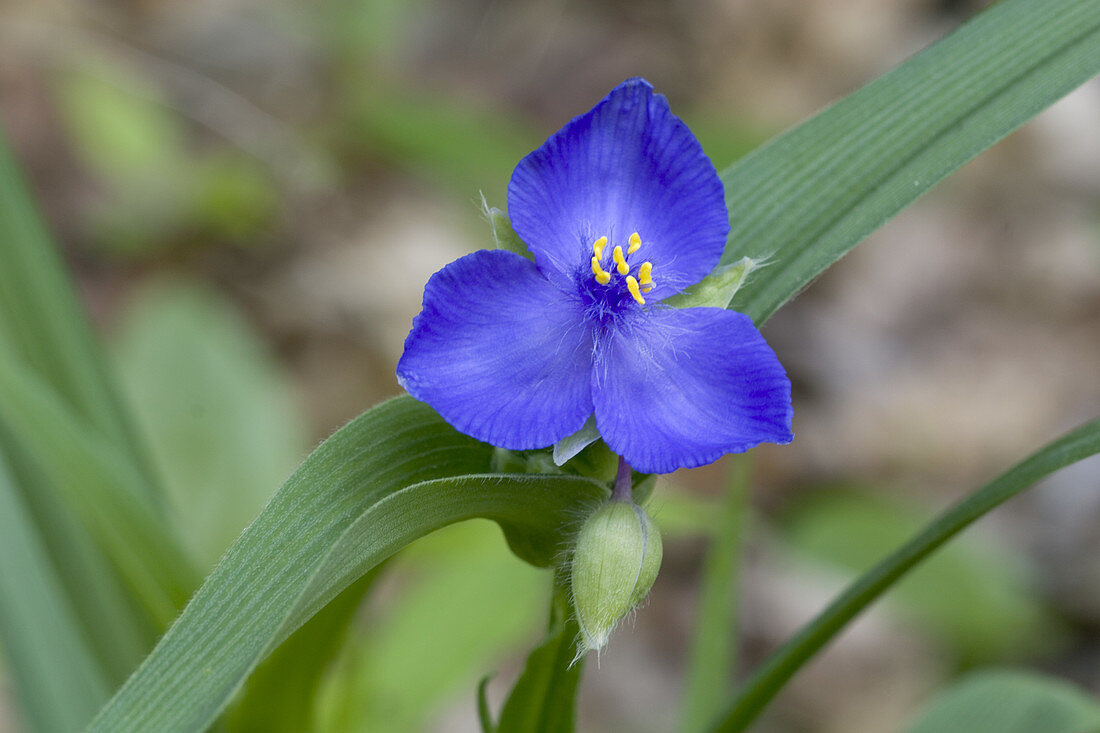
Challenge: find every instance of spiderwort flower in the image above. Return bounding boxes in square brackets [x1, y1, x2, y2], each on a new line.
[397, 78, 792, 474]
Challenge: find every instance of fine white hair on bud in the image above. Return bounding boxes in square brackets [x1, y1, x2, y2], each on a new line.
[570, 499, 663, 660]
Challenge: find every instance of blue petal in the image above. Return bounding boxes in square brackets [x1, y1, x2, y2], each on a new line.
[508, 78, 729, 298]
[592, 307, 792, 474]
[397, 249, 595, 450]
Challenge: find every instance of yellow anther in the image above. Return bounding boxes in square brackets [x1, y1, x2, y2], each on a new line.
[613, 245, 629, 276]
[625, 275, 645, 305]
[591, 256, 612, 285]
[638, 262, 654, 292]
[627, 232, 642, 254]
[592, 236, 608, 260]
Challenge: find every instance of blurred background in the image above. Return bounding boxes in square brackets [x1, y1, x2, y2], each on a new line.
[1, 0, 1098, 731]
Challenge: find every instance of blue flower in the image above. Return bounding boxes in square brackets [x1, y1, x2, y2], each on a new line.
[397, 78, 792, 474]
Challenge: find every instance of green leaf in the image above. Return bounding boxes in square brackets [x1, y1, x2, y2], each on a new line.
[0, 444, 109, 733]
[721, 0, 1100, 325]
[227, 571, 380, 733]
[0, 426, 154, 688]
[782, 489, 1053, 662]
[113, 279, 309, 569]
[0, 352, 195, 627]
[314, 521, 546, 733]
[497, 578, 584, 733]
[0, 130, 160, 497]
[711, 417, 1100, 732]
[0, 127, 164, 725]
[88, 397, 605, 733]
[904, 670, 1100, 733]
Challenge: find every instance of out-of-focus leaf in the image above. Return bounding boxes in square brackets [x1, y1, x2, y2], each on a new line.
[315, 0, 422, 59]
[722, 0, 1100, 325]
[317, 521, 546, 732]
[0, 125, 165, 726]
[904, 670, 1100, 733]
[0, 352, 195, 627]
[88, 398, 605, 733]
[496, 578, 582, 733]
[191, 153, 279, 242]
[0, 426, 154, 685]
[783, 489, 1054, 662]
[0, 445, 108, 733]
[113, 280, 308, 569]
[0, 130, 160, 494]
[682, 457, 750, 733]
[344, 81, 536, 200]
[55, 65, 184, 180]
[55, 64, 281, 255]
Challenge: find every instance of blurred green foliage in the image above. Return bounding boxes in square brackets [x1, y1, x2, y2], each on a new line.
[781, 488, 1059, 664]
[904, 670, 1100, 733]
[317, 520, 548, 732]
[55, 65, 280, 255]
[112, 280, 308, 569]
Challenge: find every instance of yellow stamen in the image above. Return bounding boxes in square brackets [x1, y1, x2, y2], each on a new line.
[637, 261, 653, 285]
[613, 245, 629, 276]
[625, 275, 645, 305]
[592, 236, 608, 260]
[627, 232, 642, 254]
[591, 256, 611, 285]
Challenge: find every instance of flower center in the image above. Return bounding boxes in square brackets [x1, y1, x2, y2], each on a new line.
[589, 232, 655, 305]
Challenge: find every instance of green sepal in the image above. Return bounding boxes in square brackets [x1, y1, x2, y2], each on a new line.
[477, 674, 496, 733]
[553, 415, 600, 466]
[482, 197, 533, 261]
[664, 256, 758, 310]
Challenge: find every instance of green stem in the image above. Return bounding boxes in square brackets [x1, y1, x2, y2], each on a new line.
[683, 455, 752, 732]
[496, 570, 584, 733]
[710, 417, 1100, 732]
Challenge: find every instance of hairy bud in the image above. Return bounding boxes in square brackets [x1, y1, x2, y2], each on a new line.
[570, 500, 663, 657]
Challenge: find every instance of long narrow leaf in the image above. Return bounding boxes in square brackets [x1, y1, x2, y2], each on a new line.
[0, 445, 109, 733]
[0, 351, 195, 626]
[0, 127, 167, 725]
[0, 131, 162, 499]
[0, 426, 155, 685]
[723, 0, 1100, 324]
[88, 397, 606, 733]
[711, 417, 1100, 732]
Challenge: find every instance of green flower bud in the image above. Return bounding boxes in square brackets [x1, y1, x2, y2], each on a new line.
[570, 500, 663, 657]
